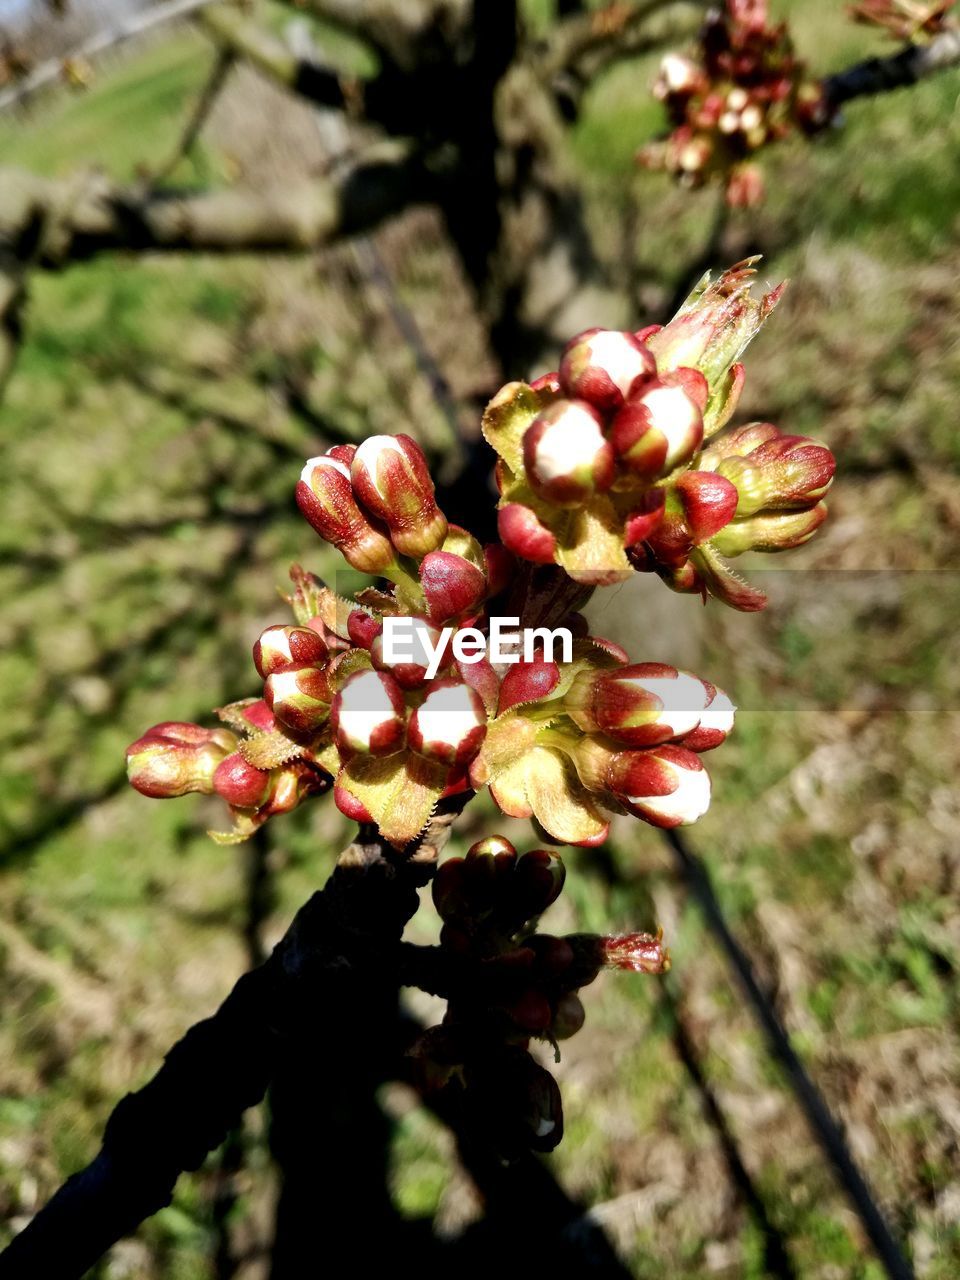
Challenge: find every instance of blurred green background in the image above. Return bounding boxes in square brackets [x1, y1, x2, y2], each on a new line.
[1, 1, 959, 1276]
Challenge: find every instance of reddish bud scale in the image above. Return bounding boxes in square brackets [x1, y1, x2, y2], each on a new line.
[407, 678, 487, 768]
[126, 722, 236, 799]
[566, 663, 709, 748]
[238, 700, 276, 733]
[606, 744, 711, 828]
[528, 371, 562, 396]
[296, 455, 397, 574]
[420, 550, 487, 624]
[253, 624, 327, 678]
[264, 664, 332, 735]
[213, 752, 273, 809]
[497, 658, 561, 715]
[559, 328, 657, 411]
[624, 489, 667, 547]
[600, 932, 670, 974]
[610, 369, 707, 479]
[346, 609, 381, 650]
[522, 399, 614, 507]
[331, 668, 407, 757]
[497, 503, 557, 565]
[351, 434, 447, 558]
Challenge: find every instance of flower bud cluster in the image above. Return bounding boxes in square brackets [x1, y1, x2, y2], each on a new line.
[467, 636, 735, 842]
[296, 437, 446, 573]
[125, 704, 332, 844]
[639, 0, 831, 206]
[483, 262, 835, 608]
[629, 420, 835, 610]
[409, 837, 669, 1156]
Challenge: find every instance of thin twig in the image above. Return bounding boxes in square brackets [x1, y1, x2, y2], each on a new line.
[0, 0, 222, 113]
[664, 828, 915, 1280]
[152, 46, 235, 184]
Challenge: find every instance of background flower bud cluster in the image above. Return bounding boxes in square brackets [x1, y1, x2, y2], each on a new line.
[485, 262, 835, 609]
[639, 0, 832, 207]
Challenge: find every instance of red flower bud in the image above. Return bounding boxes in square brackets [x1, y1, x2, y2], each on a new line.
[461, 835, 518, 914]
[467, 834, 517, 859]
[711, 503, 828, 554]
[350, 434, 447, 558]
[253, 624, 328, 678]
[407, 678, 487, 768]
[296, 454, 397, 573]
[212, 752, 273, 809]
[678, 682, 735, 751]
[330, 668, 407, 757]
[497, 503, 557, 565]
[673, 470, 739, 542]
[126, 722, 236, 798]
[370, 616, 452, 688]
[610, 370, 706, 478]
[498, 657, 561, 714]
[482, 543, 514, 598]
[559, 328, 657, 411]
[624, 489, 667, 546]
[606, 744, 711, 827]
[566, 662, 710, 747]
[237, 700, 276, 733]
[501, 988, 553, 1034]
[420, 550, 487, 624]
[263, 664, 333, 734]
[704, 423, 836, 514]
[346, 608, 381, 650]
[522, 400, 615, 507]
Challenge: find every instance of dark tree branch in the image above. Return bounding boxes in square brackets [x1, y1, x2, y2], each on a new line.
[823, 25, 960, 109]
[0, 798, 470, 1280]
[0, 147, 429, 265]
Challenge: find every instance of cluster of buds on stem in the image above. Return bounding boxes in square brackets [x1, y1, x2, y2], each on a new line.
[126, 707, 332, 843]
[484, 260, 835, 609]
[639, 0, 832, 207]
[409, 837, 669, 1157]
[471, 641, 736, 842]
